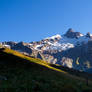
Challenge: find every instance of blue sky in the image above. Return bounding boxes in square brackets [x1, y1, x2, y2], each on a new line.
[0, 0, 92, 42]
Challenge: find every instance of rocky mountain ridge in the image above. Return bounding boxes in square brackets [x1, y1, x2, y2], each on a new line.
[1, 28, 92, 73]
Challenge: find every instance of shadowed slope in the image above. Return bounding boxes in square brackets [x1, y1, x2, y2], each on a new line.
[0, 48, 92, 92]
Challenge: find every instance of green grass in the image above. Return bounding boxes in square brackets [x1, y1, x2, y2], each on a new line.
[0, 48, 92, 92]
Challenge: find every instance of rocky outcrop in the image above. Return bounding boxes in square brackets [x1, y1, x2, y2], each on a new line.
[65, 28, 83, 38]
[60, 57, 73, 68]
[86, 32, 92, 38]
[12, 42, 32, 55]
[2, 41, 17, 48]
[37, 52, 43, 60]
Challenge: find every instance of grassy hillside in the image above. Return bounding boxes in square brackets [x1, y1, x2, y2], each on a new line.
[0, 48, 92, 92]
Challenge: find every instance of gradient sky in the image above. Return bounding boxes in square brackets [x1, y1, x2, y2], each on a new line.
[0, 0, 92, 42]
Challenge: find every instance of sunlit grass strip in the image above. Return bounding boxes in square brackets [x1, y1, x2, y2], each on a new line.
[3, 48, 66, 73]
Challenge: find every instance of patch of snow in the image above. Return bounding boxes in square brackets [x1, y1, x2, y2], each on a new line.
[60, 35, 90, 45]
[90, 34, 92, 36]
[45, 35, 90, 51]
[35, 44, 44, 50]
[79, 33, 84, 37]
[29, 44, 33, 46]
[33, 34, 91, 51]
[3, 45, 10, 48]
[45, 34, 61, 40]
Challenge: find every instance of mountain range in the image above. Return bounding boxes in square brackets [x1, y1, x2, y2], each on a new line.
[1, 28, 92, 73]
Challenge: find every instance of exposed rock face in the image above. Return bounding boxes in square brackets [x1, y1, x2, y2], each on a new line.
[43, 54, 57, 64]
[37, 52, 43, 60]
[86, 32, 92, 38]
[12, 42, 32, 55]
[87, 40, 92, 57]
[2, 41, 17, 48]
[65, 28, 83, 38]
[61, 57, 73, 68]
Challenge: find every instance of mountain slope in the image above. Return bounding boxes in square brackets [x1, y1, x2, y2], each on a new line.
[1, 29, 92, 72]
[0, 48, 92, 92]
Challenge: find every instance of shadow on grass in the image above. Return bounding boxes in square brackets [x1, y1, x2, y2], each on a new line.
[49, 64, 92, 80]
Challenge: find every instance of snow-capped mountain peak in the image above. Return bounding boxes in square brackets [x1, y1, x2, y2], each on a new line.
[1, 29, 92, 72]
[26, 29, 92, 51]
[45, 34, 61, 40]
[1, 29, 92, 52]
